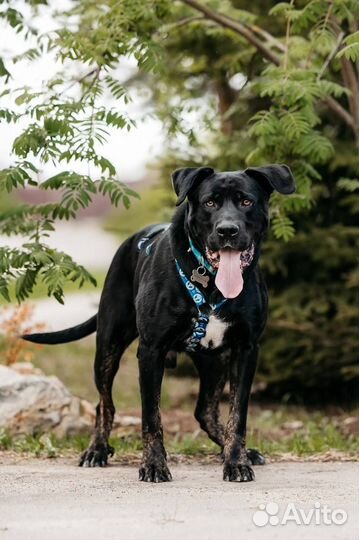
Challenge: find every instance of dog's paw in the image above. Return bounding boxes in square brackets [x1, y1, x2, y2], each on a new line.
[79, 443, 114, 468]
[223, 462, 255, 482]
[139, 460, 172, 483]
[246, 448, 265, 466]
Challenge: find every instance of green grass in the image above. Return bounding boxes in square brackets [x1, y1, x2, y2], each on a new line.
[247, 421, 359, 457]
[0, 430, 143, 458]
[168, 435, 218, 456]
[1, 418, 357, 459]
[0, 430, 214, 459]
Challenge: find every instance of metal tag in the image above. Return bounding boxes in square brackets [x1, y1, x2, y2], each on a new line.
[191, 266, 209, 288]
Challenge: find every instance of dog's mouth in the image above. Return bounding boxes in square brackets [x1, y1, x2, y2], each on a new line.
[205, 245, 254, 299]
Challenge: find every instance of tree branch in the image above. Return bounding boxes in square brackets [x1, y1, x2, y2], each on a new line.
[62, 68, 98, 95]
[161, 15, 205, 32]
[283, 0, 295, 70]
[324, 96, 355, 129]
[213, 75, 238, 135]
[249, 24, 286, 52]
[317, 31, 345, 80]
[340, 56, 359, 143]
[180, 0, 281, 66]
[179, 0, 356, 135]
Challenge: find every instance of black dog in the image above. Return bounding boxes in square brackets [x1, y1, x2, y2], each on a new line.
[23, 164, 295, 482]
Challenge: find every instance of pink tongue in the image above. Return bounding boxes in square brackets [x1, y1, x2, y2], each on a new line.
[215, 250, 243, 298]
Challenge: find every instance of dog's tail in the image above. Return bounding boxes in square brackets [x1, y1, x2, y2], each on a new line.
[22, 314, 97, 345]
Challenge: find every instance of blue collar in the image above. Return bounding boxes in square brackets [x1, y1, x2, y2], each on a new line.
[188, 236, 216, 275]
[175, 259, 227, 352]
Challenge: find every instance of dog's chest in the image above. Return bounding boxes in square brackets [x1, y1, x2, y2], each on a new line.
[199, 315, 229, 349]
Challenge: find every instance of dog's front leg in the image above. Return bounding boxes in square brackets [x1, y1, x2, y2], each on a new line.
[223, 344, 258, 482]
[137, 343, 172, 483]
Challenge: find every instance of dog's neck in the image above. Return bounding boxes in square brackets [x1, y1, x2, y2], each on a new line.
[170, 204, 191, 258]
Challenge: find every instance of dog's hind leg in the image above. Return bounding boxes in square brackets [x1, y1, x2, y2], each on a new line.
[193, 353, 265, 466]
[193, 353, 227, 448]
[137, 343, 172, 482]
[79, 347, 122, 467]
[223, 343, 261, 481]
[79, 310, 137, 467]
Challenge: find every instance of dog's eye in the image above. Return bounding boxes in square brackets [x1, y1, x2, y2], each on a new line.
[204, 200, 216, 208]
[241, 199, 254, 207]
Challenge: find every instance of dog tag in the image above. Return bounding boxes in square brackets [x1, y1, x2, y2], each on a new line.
[191, 266, 209, 288]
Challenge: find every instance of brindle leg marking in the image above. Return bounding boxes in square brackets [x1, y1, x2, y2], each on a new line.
[193, 353, 265, 466]
[223, 344, 258, 482]
[137, 344, 172, 482]
[193, 354, 227, 448]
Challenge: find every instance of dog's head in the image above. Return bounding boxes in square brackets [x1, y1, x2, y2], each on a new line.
[172, 165, 295, 298]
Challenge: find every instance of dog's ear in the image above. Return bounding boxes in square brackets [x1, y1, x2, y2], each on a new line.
[172, 167, 214, 206]
[244, 164, 295, 195]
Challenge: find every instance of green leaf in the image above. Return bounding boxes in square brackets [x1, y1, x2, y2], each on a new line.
[297, 133, 334, 163]
[337, 178, 359, 193]
[337, 42, 359, 62]
[337, 31, 359, 62]
[15, 270, 37, 302]
[269, 2, 293, 17]
[123, 195, 130, 209]
[272, 215, 295, 242]
[0, 278, 10, 302]
[0, 58, 11, 81]
[124, 186, 141, 199]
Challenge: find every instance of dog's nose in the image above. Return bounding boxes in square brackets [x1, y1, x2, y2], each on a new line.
[216, 221, 239, 238]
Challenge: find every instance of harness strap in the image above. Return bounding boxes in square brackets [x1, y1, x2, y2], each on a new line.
[137, 223, 170, 255]
[175, 260, 226, 311]
[138, 224, 228, 352]
[175, 259, 227, 352]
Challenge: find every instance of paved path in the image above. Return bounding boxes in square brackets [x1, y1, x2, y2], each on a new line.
[0, 460, 357, 540]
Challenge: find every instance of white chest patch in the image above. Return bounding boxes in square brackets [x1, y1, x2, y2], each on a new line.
[200, 315, 229, 349]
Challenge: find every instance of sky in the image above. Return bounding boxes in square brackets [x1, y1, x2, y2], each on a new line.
[0, 0, 165, 183]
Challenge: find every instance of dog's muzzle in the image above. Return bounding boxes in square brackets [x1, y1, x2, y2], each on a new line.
[205, 244, 254, 271]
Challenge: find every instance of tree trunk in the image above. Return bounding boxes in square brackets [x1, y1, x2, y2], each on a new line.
[214, 76, 237, 136]
[340, 57, 359, 147]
